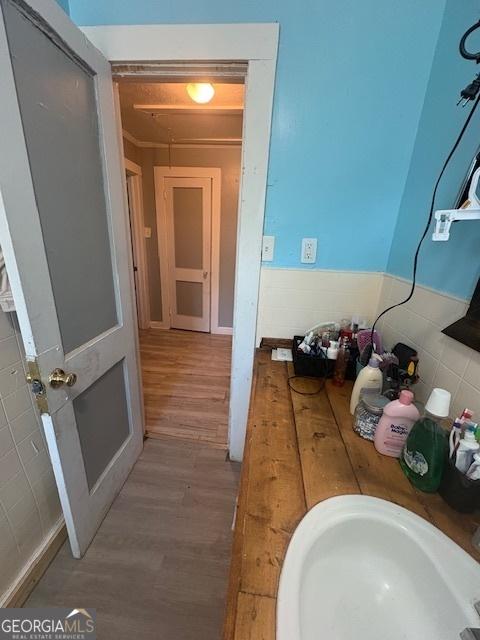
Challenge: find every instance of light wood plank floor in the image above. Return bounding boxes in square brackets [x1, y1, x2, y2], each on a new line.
[26, 437, 240, 640]
[140, 329, 232, 448]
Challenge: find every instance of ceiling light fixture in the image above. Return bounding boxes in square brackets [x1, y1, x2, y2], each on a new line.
[186, 83, 215, 104]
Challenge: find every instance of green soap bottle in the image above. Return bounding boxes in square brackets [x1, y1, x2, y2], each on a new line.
[399, 388, 450, 493]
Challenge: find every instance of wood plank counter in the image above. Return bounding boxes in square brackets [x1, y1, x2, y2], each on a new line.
[223, 350, 480, 640]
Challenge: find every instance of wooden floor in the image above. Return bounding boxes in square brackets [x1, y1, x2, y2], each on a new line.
[224, 350, 480, 640]
[140, 329, 232, 448]
[26, 437, 240, 639]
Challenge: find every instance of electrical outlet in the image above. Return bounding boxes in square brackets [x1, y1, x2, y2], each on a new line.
[262, 235, 275, 261]
[301, 238, 317, 263]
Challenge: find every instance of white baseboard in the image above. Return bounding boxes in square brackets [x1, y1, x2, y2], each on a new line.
[149, 320, 170, 330]
[212, 326, 233, 335]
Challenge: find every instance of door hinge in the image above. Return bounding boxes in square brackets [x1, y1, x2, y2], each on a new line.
[163, 190, 167, 200]
[26, 360, 49, 414]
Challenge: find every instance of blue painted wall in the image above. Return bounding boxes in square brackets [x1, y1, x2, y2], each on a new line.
[69, 0, 445, 273]
[387, 0, 480, 300]
[56, 0, 69, 13]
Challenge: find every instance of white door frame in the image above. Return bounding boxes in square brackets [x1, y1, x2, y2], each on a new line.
[154, 167, 225, 334]
[124, 158, 151, 330]
[82, 23, 279, 461]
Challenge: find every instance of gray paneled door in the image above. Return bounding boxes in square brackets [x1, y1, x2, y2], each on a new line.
[0, 0, 144, 557]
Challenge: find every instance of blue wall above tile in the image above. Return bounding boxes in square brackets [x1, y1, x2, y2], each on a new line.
[55, 0, 69, 13]
[68, 0, 445, 273]
[387, 0, 480, 299]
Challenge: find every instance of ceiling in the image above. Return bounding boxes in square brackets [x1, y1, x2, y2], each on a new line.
[118, 82, 244, 145]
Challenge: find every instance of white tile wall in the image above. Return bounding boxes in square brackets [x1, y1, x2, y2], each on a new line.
[256, 268, 383, 345]
[0, 309, 62, 602]
[376, 274, 479, 419]
[256, 268, 479, 422]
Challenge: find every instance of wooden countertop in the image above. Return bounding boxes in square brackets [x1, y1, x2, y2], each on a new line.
[223, 350, 480, 640]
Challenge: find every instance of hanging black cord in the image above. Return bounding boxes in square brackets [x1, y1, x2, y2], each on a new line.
[370, 92, 480, 349]
[459, 19, 480, 62]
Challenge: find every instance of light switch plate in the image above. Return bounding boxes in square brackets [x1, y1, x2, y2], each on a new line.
[262, 235, 275, 262]
[301, 237, 317, 263]
[144, 227, 152, 238]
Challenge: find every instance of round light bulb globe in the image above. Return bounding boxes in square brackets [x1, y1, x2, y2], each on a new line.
[186, 83, 215, 104]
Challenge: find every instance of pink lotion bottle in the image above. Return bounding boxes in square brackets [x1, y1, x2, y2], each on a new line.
[374, 390, 420, 458]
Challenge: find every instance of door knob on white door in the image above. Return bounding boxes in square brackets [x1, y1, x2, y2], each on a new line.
[49, 368, 77, 389]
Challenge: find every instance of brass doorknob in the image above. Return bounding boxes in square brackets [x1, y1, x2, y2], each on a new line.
[49, 368, 77, 389]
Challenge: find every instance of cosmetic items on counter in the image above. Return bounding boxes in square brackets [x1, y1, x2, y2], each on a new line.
[400, 388, 451, 493]
[349, 356, 383, 415]
[448, 408, 473, 458]
[373, 390, 420, 458]
[436, 409, 480, 513]
[455, 423, 479, 473]
[466, 453, 480, 480]
[357, 329, 383, 366]
[353, 391, 390, 441]
[332, 337, 350, 387]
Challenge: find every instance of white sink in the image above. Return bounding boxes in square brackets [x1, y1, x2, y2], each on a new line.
[277, 495, 480, 640]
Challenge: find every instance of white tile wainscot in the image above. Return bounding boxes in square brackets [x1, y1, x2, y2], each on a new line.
[375, 274, 479, 419]
[0, 308, 63, 603]
[256, 268, 383, 345]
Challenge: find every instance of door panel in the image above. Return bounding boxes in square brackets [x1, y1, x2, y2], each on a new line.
[73, 360, 130, 491]
[3, 0, 118, 355]
[172, 187, 204, 270]
[165, 177, 212, 332]
[0, 0, 143, 557]
[176, 281, 204, 317]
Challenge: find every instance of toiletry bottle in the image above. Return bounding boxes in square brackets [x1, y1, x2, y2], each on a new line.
[374, 390, 420, 457]
[332, 337, 349, 387]
[400, 388, 450, 492]
[466, 452, 480, 480]
[448, 408, 473, 458]
[327, 340, 338, 360]
[455, 423, 480, 474]
[349, 356, 383, 414]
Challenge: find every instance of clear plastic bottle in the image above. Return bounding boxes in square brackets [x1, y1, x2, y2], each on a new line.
[333, 337, 349, 387]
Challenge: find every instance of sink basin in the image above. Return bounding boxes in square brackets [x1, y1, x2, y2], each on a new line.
[277, 495, 480, 640]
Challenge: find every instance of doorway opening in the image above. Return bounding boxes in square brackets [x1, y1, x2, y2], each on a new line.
[117, 75, 244, 449]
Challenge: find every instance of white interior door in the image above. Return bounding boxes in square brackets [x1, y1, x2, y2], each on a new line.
[0, 0, 144, 557]
[165, 177, 212, 332]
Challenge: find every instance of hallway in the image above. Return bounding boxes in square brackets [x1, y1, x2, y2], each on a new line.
[26, 437, 240, 639]
[140, 329, 232, 448]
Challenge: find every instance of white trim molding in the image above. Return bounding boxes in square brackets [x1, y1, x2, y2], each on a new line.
[83, 23, 279, 461]
[123, 157, 151, 330]
[122, 128, 242, 149]
[214, 326, 233, 335]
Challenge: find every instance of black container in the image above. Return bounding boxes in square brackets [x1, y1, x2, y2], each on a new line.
[438, 456, 480, 513]
[292, 336, 333, 378]
[346, 346, 359, 381]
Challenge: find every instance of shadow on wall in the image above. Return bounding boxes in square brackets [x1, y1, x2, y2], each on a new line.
[387, 0, 480, 301]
